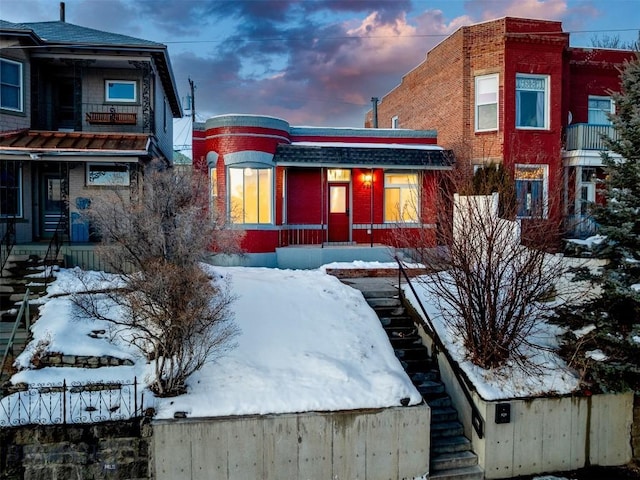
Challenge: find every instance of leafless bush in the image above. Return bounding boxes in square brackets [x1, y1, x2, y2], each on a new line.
[72, 162, 240, 396]
[396, 167, 573, 369]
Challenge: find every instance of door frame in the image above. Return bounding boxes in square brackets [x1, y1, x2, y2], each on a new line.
[327, 182, 351, 243]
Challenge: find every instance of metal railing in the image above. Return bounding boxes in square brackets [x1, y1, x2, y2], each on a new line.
[564, 123, 618, 151]
[42, 217, 67, 285]
[0, 218, 17, 276]
[394, 256, 485, 439]
[0, 378, 143, 426]
[565, 214, 598, 239]
[278, 224, 326, 247]
[0, 289, 31, 378]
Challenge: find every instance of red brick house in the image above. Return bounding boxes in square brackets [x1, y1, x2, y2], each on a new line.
[193, 115, 453, 267]
[365, 17, 636, 238]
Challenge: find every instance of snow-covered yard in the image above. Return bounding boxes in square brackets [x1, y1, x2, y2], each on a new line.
[3, 258, 587, 425]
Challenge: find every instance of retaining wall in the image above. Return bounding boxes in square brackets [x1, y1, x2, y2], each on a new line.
[152, 405, 430, 480]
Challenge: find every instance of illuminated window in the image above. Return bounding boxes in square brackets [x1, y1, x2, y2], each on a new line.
[0, 58, 23, 112]
[229, 167, 272, 224]
[327, 169, 351, 182]
[105, 80, 137, 103]
[475, 74, 498, 131]
[516, 74, 549, 129]
[515, 165, 547, 218]
[384, 172, 419, 223]
[86, 163, 130, 186]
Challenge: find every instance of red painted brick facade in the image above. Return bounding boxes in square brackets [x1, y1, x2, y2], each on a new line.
[366, 17, 635, 237]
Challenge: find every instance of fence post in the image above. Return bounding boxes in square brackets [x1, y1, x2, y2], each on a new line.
[63, 379, 67, 424]
[134, 377, 138, 416]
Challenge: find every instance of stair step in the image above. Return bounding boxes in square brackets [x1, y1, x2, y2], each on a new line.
[431, 451, 478, 472]
[429, 465, 484, 480]
[389, 335, 422, 348]
[400, 358, 433, 374]
[394, 346, 429, 360]
[416, 380, 445, 396]
[431, 406, 458, 422]
[360, 288, 398, 298]
[380, 316, 414, 328]
[367, 297, 402, 308]
[411, 371, 440, 383]
[432, 435, 472, 455]
[431, 421, 465, 438]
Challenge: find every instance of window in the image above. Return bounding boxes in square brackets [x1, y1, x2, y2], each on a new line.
[391, 116, 399, 129]
[0, 161, 22, 217]
[515, 165, 547, 218]
[588, 96, 613, 125]
[229, 167, 272, 224]
[327, 169, 351, 182]
[1, 58, 23, 112]
[105, 80, 137, 103]
[475, 74, 498, 131]
[384, 172, 419, 223]
[86, 163, 130, 186]
[516, 74, 549, 129]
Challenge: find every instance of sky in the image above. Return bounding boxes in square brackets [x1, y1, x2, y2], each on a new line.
[3, 260, 582, 426]
[1, 0, 639, 149]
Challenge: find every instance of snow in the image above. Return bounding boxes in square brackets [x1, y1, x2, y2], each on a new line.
[5, 256, 583, 422]
[5, 266, 421, 423]
[402, 276, 580, 400]
[565, 235, 605, 248]
[586, 349, 608, 361]
[573, 324, 597, 338]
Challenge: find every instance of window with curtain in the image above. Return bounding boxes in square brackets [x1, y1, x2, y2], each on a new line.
[588, 96, 613, 125]
[229, 167, 272, 224]
[0, 58, 23, 112]
[515, 165, 547, 218]
[515, 74, 549, 129]
[475, 74, 498, 131]
[384, 172, 419, 222]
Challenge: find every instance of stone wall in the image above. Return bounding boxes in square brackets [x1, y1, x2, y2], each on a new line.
[0, 419, 150, 480]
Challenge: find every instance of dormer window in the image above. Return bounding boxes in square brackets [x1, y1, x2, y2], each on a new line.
[105, 80, 137, 103]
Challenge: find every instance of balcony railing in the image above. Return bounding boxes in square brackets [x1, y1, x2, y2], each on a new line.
[32, 103, 154, 133]
[564, 123, 618, 151]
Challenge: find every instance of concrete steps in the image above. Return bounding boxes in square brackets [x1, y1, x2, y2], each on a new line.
[341, 275, 483, 480]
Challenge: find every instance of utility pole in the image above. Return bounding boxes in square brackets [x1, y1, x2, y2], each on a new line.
[188, 77, 196, 124]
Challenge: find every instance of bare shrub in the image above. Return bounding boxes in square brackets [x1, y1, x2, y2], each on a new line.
[72, 162, 240, 396]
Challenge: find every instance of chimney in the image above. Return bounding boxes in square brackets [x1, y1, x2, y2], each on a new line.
[371, 97, 379, 128]
[60, 2, 65, 22]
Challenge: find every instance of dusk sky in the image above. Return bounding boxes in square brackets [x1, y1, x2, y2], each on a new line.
[2, 0, 638, 138]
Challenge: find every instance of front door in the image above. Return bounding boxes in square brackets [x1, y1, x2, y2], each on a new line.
[40, 173, 64, 238]
[328, 183, 350, 242]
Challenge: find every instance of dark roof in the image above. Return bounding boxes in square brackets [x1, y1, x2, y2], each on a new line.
[0, 130, 151, 156]
[0, 20, 182, 117]
[274, 144, 455, 169]
[21, 21, 162, 47]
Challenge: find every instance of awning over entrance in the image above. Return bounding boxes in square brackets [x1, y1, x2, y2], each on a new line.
[274, 143, 455, 169]
[0, 130, 151, 159]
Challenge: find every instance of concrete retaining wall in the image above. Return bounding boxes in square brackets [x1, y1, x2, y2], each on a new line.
[152, 405, 430, 480]
[412, 314, 633, 479]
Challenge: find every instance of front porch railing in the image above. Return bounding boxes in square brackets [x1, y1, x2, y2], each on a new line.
[0, 218, 17, 276]
[565, 214, 598, 239]
[565, 123, 618, 151]
[278, 225, 326, 247]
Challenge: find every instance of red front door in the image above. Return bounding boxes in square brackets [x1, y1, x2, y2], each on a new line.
[328, 183, 350, 242]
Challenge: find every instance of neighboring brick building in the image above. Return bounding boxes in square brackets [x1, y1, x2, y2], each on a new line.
[192, 114, 453, 267]
[365, 17, 636, 238]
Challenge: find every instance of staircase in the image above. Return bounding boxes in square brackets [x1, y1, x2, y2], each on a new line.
[342, 276, 483, 480]
[1, 253, 56, 380]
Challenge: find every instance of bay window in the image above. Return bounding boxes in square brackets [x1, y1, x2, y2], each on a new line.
[384, 172, 419, 223]
[516, 74, 549, 129]
[229, 167, 272, 224]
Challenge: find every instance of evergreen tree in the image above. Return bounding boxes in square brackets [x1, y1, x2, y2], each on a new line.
[555, 56, 640, 392]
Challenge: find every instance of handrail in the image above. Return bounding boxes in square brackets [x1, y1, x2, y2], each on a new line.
[0, 288, 31, 377]
[0, 217, 17, 277]
[394, 255, 485, 439]
[43, 217, 66, 284]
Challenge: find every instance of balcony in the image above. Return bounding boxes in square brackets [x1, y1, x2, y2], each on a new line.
[564, 124, 618, 151]
[32, 103, 154, 133]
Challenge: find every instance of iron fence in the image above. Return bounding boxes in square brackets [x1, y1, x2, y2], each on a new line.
[0, 378, 143, 426]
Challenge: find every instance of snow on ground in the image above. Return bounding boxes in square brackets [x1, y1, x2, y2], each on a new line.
[402, 276, 580, 400]
[5, 258, 584, 422]
[6, 266, 421, 422]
